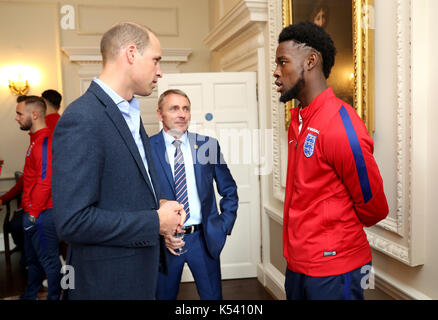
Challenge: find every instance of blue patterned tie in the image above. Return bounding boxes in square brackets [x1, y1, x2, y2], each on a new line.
[173, 140, 190, 221]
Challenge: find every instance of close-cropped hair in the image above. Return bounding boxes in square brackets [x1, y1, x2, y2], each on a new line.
[42, 89, 62, 109]
[158, 89, 191, 110]
[16, 95, 28, 103]
[24, 95, 47, 115]
[278, 21, 337, 79]
[100, 22, 152, 65]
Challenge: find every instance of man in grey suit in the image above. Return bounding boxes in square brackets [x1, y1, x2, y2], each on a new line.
[51, 22, 185, 300]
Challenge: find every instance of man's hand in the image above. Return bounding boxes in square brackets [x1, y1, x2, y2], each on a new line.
[0, 199, 3, 207]
[157, 200, 186, 236]
[164, 232, 185, 255]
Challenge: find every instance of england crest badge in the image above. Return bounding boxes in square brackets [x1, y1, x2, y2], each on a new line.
[303, 133, 317, 158]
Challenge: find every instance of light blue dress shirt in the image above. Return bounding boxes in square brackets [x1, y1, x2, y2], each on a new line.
[162, 130, 202, 227]
[93, 78, 156, 197]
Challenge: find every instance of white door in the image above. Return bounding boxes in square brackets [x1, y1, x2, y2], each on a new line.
[158, 72, 260, 280]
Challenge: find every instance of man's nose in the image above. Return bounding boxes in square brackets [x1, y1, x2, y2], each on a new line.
[156, 63, 163, 78]
[177, 110, 185, 118]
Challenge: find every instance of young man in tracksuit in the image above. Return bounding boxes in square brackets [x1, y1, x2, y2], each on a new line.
[15, 96, 61, 300]
[274, 22, 389, 300]
[41, 89, 62, 132]
[0, 91, 62, 270]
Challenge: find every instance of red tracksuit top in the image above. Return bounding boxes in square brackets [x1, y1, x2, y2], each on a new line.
[0, 114, 59, 209]
[283, 87, 388, 277]
[22, 127, 53, 218]
[45, 113, 60, 133]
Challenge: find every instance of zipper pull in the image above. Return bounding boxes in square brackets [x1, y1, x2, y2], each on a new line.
[289, 139, 298, 150]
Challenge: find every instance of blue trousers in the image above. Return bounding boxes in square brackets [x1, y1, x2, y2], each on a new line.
[285, 262, 372, 300]
[21, 210, 61, 300]
[156, 229, 222, 300]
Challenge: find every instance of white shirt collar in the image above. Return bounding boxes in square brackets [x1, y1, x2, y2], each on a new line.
[93, 77, 139, 114]
[93, 78, 125, 105]
[162, 130, 188, 146]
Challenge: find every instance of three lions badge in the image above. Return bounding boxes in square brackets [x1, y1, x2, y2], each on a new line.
[303, 133, 317, 158]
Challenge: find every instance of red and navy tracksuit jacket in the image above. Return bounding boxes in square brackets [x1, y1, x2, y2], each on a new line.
[283, 87, 388, 277]
[0, 115, 59, 210]
[22, 127, 53, 219]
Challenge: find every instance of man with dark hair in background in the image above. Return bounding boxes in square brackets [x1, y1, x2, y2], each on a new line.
[15, 96, 61, 300]
[274, 21, 388, 300]
[41, 89, 62, 132]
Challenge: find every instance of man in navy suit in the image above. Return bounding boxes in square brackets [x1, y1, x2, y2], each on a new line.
[150, 89, 238, 300]
[51, 22, 185, 300]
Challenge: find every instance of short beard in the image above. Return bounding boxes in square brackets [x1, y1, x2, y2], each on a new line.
[19, 119, 32, 131]
[279, 70, 305, 103]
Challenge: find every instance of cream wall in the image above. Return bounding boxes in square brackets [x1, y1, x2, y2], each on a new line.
[368, 0, 438, 300]
[59, 0, 211, 108]
[209, 0, 242, 26]
[0, 0, 210, 185]
[426, 0, 438, 297]
[0, 1, 61, 182]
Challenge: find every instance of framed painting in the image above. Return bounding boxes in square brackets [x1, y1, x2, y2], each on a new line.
[282, 0, 375, 135]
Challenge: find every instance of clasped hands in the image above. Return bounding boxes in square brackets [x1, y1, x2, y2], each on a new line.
[157, 199, 186, 255]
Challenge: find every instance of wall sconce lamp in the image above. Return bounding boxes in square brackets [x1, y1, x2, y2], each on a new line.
[9, 76, 30, 95]
[0, 65, 41, 95]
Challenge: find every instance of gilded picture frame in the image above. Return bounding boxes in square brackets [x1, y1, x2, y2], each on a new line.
[282, 0, 375, 135]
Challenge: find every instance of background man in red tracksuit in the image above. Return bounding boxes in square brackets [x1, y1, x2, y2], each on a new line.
[41, 89, 62, 132]
[274, 22, 389, 300]
[0, 90, 61, 208]
[0, 91, 62, 271]
[15, 96, 61, 300]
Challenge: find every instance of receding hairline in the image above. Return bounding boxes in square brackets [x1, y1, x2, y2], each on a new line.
[158, 89, 191, 110]
[100, 22, 156, 64]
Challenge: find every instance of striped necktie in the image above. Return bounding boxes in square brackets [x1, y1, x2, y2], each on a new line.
[173, 139, 190, 221]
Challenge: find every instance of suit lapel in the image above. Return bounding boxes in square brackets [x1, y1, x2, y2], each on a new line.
[89, 82, 157, 200]
[139, 124, 159, 206]
[155, 131, 175, 195]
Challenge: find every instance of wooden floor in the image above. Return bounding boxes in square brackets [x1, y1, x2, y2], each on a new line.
[0, 251, 274, 300]
[0, 251, 28, 299]
[178, 278, 274, 300]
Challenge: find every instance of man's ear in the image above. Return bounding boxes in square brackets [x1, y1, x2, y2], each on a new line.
[31, 109, 39, 121]
[126, 45, 136, 64]
[156, 108, 163, 121]
[305, 51, 319, 71]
